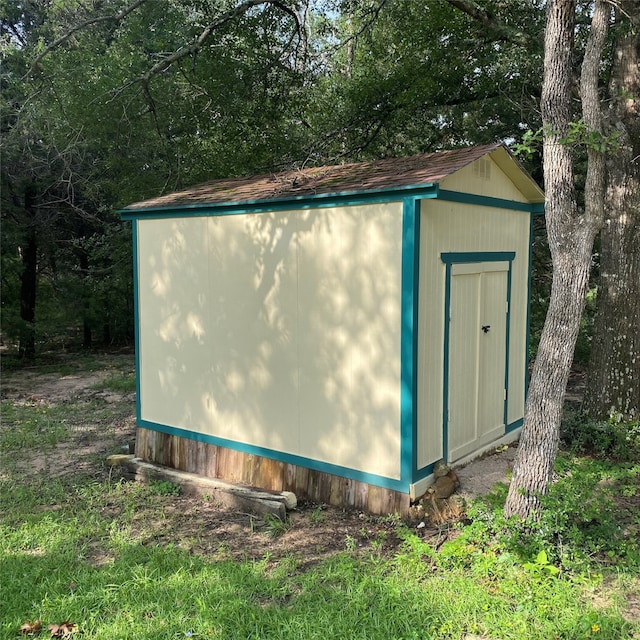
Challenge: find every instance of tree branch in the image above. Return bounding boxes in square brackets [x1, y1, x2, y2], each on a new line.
[137, 0, 302, 113]
[27, 0, 149, 77]
[444, 0, 531, 47]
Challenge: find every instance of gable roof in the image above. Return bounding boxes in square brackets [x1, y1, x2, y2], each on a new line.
[123, 142, 544, 212]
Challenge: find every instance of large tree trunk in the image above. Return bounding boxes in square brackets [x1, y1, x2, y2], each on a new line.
[504, 0, 609, 519]
[584, 3, 640, 420]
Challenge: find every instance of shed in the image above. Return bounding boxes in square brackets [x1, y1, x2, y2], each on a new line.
[121, 143, 544, 515]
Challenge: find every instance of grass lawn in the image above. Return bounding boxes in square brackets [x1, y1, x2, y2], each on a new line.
[1, 352, 638, 639]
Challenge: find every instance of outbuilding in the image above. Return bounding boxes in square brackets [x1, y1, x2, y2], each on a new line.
[121, 143, 544, 515]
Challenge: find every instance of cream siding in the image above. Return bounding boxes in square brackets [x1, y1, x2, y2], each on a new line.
[137, 202, 403, 479]
[416, 197, 530, 469]
[441, 155, 530, 202]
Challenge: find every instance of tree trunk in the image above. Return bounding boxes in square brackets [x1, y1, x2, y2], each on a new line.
[79, 249, 93, 348]
[504, 0, 609, 519]
[584, 3, 640, 420]
[19, 187, 38, 360]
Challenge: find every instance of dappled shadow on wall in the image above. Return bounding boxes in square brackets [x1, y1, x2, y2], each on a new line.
[138, 203, 403, 479]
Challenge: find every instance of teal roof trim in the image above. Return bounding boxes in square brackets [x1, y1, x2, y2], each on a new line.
[120, 183, 440, 220]
[437, 189, 544, 213]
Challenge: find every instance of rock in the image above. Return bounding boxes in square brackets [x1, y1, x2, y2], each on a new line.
[408, 504, 425, 521]
[107, 454, 135, 466]
[433, 459, 451, 478]
[433, 475, 456, 499]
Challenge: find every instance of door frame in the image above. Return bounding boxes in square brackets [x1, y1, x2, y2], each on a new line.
[441, 251, 515, 463]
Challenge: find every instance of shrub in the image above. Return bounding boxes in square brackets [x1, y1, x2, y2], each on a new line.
[561, 412, 640, 462]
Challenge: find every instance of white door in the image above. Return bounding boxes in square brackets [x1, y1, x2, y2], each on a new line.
[447, 261, 508, 462]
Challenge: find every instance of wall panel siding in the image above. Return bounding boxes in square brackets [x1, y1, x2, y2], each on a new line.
[441, 157, 530, 202]
[417, 199, 530, 470]
[136, 203, 403, 482]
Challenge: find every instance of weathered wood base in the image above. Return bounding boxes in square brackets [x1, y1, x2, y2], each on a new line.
[136, 427, 410, 516]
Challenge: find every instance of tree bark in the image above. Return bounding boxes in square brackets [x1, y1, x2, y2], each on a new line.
[504, 0, 609, 519]
[585, 2, 640, 420]
[18, 187, 38, 360]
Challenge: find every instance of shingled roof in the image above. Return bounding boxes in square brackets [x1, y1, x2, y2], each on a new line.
[124, 142, 542, 212]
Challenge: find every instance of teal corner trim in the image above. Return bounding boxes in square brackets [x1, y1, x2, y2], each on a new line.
[442, 261, 453, 463]
[504, 263, 513, 429]
[507, 417, 524, 433]
[131, 220, 142, 426]
[400, 197, 421, 485]
[437, 189, 542, 213]
[440, 251, 516, 463]
[137, 419, 408, 493]
[413, 460, 437, 483]
[120, 184, 439, 220]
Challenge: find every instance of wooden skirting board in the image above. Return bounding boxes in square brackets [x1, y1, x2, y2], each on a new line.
[135, 427, 410, 516]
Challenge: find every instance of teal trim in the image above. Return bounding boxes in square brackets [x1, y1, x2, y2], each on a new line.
[119, 184, 439, 220]
[137, 419, 408, 492]
[532, 203, 545, 215]
[507, 417, 524, 433]
[440, 251, 515, 462]
[437, 189, 542, 213]
[414, 461, 437, 482]
[400, 197, 421, 484]
[441, 259, 453, 462]
[131, 221, 142, 426]
[504, 262, 513, 428]
[441, 251, 515, 264]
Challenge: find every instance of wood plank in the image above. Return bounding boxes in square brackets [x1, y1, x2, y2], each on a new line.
[354, 480, 369, 511]
[256, 457, 284, 492]
[205, 443, 218, 479]
[306, 469, 320, 502]
[367, 485, 386, 515]
[124, 459, 288, 518]
[284, 463, 297, 492]
[330, 475, 344, 508]
[342, 477, 356, 508]
[317, 471, 332, 504]
[185, 438, 197, 474]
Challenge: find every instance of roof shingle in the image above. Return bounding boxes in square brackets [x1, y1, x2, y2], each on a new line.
[124, 143, 511, 211]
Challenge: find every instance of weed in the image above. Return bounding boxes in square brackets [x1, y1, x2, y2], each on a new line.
[149, 480, 181, 496]
[309, 505, 326, 524]
[92, 372, 136, 394]
[522, 550, 561, 577]
[263, 513, 290, 539]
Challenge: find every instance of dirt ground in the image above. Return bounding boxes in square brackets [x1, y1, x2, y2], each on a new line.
[0, 353, 573, 563]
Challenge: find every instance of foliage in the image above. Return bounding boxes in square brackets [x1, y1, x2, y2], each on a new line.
[149, 480, 181, 497]
[447, 451, 639, 573]
[561, 412, 640, 462]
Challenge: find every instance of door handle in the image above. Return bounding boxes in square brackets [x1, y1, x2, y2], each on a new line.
[481, 325, 491, 333]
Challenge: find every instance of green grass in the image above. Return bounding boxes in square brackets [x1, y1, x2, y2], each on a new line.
[91, 371, 137, 394]
[1, 477, 636, 640]
[1, 356, 638, 640]
[1, 470, 637, 640]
